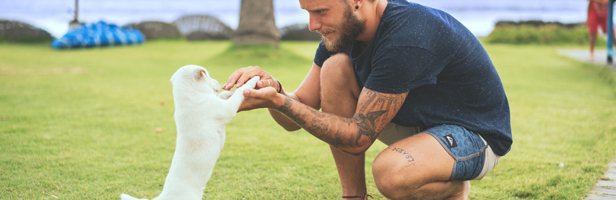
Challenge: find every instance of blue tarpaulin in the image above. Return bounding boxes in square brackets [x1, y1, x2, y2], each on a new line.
[51, 21, 145, 49]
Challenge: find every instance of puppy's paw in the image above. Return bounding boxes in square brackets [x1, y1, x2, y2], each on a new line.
[244, 76, 260, 89]
[236, 76, 260, 96]
[218, 90, 235, 100]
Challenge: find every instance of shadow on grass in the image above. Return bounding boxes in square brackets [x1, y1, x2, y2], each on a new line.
[558, 53, 616, 89]
[589, 63, 616, 86]
[207, 44, 311, 69]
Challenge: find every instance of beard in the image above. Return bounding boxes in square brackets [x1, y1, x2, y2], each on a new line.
[321, 5, 365, 53]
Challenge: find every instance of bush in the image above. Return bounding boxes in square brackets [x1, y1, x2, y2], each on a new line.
[0, 20, 54, 43]
[486, 24, 607, 46]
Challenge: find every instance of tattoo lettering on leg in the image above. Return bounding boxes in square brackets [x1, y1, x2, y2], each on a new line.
[392, 147, 415, 162]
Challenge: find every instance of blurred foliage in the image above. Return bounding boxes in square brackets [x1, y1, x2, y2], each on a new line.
[0, 34, 53, 44]
[486, 24, 607, 46]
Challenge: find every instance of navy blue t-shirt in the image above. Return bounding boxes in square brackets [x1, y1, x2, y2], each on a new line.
[313, 0, 512, 156]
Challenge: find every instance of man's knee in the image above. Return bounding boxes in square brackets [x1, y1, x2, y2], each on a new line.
[373, 176, 406, 200]
[320, 53, 353, 83]
[320, 53, 359, 107]
[372, 151, 422, 199]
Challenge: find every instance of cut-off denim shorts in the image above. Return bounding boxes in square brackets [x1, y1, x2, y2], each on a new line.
[424, 125, 487, 181]
[378, 123, 500, 181]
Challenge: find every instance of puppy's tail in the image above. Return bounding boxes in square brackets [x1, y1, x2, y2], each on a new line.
[121, 193, 148, 200]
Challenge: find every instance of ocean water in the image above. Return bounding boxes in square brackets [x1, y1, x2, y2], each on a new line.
[0, 0, 589, 38]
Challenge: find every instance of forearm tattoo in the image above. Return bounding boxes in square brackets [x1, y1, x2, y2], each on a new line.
[276, 89, 406, 155]
[354, 90, 405, 142]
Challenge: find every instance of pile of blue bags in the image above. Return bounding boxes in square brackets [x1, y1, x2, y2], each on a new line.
[51, 21, 145, 49]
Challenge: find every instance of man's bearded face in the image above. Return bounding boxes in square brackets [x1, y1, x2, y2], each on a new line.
[318, 4, 365, 53]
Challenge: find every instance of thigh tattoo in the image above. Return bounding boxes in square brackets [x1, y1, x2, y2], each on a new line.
[392, 147, 415, 162]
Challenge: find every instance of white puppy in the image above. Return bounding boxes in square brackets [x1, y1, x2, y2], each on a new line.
[121, 65, 259, 200]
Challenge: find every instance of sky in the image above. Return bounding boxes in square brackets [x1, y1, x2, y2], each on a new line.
[0, 0, 590, 38]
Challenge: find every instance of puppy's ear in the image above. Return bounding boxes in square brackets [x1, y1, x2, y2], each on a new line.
[199, 69, 206, 79]
[197, 69, 207, 79]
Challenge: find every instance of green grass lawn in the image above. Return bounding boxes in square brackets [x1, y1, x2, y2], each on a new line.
[1, 40, 615, 199]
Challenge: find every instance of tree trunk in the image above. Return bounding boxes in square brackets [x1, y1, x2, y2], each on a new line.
[74, 0, 79, 22]
[233, 0, 280, 47]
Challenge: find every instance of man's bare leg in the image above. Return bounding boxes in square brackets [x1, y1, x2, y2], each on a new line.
[320, 53, 365, 199]
[590, 33, 597, 61]
[372, 133, 470, 200]
[320, 53, 470, 199]
[414, 180, 470, 200]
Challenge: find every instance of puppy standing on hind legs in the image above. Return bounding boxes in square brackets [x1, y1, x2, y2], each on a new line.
[121, 65, 260, 200]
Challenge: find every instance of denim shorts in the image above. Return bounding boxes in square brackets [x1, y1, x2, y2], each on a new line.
[423, 124, 488, 181]
[378, 123, 500, 181]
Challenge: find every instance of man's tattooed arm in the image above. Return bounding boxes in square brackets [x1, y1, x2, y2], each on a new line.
[275, 88, 408, 155]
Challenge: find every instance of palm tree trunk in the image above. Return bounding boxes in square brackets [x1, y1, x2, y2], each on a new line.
[233, 0, 280, 47]
[74, 0, 79, 22]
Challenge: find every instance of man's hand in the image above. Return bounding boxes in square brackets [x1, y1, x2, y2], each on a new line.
[223, 66, 281, 92]
[224, 66, 283, 112]
[240, 87, 285, 112]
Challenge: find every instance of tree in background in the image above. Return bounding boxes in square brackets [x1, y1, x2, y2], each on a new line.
[69, 0, 80, 29]
[233, 0, 280, 47]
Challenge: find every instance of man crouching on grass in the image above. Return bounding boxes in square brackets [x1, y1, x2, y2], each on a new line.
[223, 0, 512, 199]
